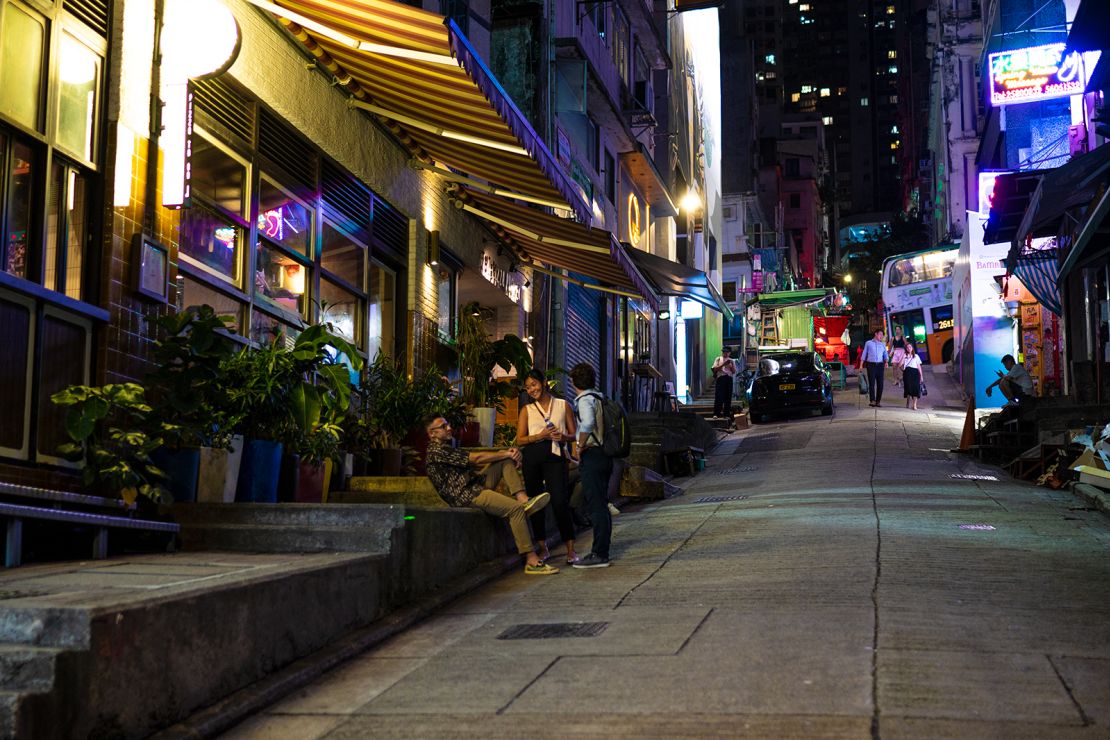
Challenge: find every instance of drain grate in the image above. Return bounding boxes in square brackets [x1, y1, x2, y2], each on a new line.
[711, 466, 758, 475]
[497, 622, 609, 640]
[693, 495, 749, 504]
[950, 473, 999, 481]
[958, 523, 996, 530]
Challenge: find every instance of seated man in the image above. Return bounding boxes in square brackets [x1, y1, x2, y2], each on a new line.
[985, 354, 1035, 405]
[423, 415, 557, 575]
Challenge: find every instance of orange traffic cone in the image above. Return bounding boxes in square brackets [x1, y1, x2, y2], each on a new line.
[953, 400, 976, 453]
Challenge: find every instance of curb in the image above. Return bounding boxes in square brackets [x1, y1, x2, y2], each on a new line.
[151, 552, 522, 739]
[1072, 482, 1110, 517]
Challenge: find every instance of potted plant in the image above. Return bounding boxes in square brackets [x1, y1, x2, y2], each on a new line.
[50, 383, 175, 506]
[456, 302, 532, 446]
[357, 354, 419, 475]
[288, 382, 344, 501]
[146, 305, 242, 503]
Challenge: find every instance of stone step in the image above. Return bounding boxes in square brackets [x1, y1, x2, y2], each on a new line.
[0, 646, 58, 692]
[177, 523, 398, 554]
[169, 503, 405, 528]
[334, 486, 444, 508]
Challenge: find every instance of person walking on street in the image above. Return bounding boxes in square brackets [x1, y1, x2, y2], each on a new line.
[985, 354, 1035, 405]
[901, 341, 923, 410]
[569, 362, 613, 569]
[423, 415, 557, 576]
[860, 329, 890, 407]
[711, 347, 737, 420]
[517, 369, 580, 564]
[890, 326, 906, 387]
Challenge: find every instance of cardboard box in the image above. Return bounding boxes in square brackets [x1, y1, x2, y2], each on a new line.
[733, 413, 749, 429]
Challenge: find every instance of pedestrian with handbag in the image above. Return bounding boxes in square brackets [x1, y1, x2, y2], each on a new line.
[901, 341, 923, 410]
[516, 369, 579, 564]
[860, 329, 890, 407]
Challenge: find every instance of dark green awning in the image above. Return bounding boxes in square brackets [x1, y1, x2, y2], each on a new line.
[746, 289, 833, 309]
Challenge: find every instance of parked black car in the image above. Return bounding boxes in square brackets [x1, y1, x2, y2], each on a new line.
[746, 351, 834, 422]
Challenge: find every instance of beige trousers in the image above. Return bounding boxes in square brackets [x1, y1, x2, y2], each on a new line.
[471, 460, 532, 555]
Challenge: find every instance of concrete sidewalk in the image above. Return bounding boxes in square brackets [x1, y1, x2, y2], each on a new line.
[222, 367, 1110, 738]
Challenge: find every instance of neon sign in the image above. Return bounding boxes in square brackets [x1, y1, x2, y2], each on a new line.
[627, 193, 642, 247]
[978, 171, 1008, 217]
[988, 43, 1088, 106]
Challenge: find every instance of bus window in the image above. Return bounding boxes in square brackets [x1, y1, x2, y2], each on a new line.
[888, 251, 956, 287]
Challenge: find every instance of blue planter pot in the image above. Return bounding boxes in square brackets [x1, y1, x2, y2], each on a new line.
[151, 448, 201, 503]
[236, 439, 283, 503]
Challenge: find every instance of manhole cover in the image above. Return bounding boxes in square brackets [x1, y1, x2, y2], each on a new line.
[0, 590, 47, 601]
[497, 622, 609, 640]
[693, 495, 749, 504]
[950, 474, 999, 481]
[957, 524, 996, 530]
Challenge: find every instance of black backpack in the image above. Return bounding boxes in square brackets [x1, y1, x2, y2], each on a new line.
[579, 392, 632, 458]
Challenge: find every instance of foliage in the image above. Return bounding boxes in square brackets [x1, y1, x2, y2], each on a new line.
[493, 422, 517, 448]
[357, 356, 466, 451]
[146, 305, 240, 449]
[455, 302, 533, 408]
[50, 383, 175, 505]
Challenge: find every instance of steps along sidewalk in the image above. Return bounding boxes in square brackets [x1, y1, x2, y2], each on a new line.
[0, 502, 518, 739]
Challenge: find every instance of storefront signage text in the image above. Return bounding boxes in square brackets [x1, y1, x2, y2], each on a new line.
[988, 43, 1088, 106]
[627, 193, 642, 247]
[481, 252, 520, 304]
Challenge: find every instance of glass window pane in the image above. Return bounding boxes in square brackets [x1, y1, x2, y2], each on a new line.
[249, 309, 298, 347]
[181, 277, 242, 333]
[36, 313, 88, 461]
[368, 262, 395, 359]
[190, 133, 246, 215]
[56, 33, 99, 162]
[64, 169, 88, 301]
[45, 163, 61, 292]
[5, 141, 35, 279]
[436, 266, 454, 340]
[179, 203, 241, 283]
[320, 278, 362, 347]
[321, 222, 365, 288]
[0, 4, 44, 130]
[257, 178, 312, 256]
[255, 241, 307, 320]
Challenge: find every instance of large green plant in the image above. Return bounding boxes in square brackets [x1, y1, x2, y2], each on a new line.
[146, 305, 240, 448]
[455, 302, 532, 408]
[51, 383, 175, 504]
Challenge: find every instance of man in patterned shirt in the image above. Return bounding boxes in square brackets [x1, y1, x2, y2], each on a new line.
[424, 415, 558, 575]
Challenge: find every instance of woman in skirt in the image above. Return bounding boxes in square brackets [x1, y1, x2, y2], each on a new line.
[901, 341, 923, 410]
[890, 325, 907, 386]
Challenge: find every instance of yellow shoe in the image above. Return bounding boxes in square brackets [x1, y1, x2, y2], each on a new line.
[524, 562, 559, 576]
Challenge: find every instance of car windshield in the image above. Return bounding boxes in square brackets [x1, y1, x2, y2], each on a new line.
[759, 354, 815, 375]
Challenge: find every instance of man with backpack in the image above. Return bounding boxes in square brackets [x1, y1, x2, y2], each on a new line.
[569, 362, 617, 568]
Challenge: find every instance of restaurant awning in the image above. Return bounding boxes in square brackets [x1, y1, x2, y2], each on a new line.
[246, 0, 590, 222]
[1012, 145, 1110, 250]
[449, 188, 657, 309]
[745, 289, 833, 310]
[1004, 249, 1063, 315]
[625, 248, 733, 319]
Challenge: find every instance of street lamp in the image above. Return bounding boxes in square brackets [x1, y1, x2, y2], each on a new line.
[680, 189, 702, 212]
[843, 273, 852, 284]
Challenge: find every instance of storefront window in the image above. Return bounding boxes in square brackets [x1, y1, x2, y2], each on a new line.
[181, 277, 242, 333]
[258, 177, 312, 256]
[437, 265, 456, 341]
[179, 203, 241, 283]
[250, 309, 298, 347]
[56, 33, 99, 162]
[44, 163, 88, 300]
[190, 131, 246, 216]
[321, 221, 366, 288]
[0, 4, 45, 130]
[369, 262, 396, 359]
[4, 140, 34, 279]
[320, 278, 362, 346]
[255, 241, 307, 320]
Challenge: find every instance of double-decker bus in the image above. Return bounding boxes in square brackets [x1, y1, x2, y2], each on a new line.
[880, 247, 958, 365]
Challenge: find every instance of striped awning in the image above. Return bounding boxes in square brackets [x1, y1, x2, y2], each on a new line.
[1006, 249, 1062, 316]
[450, 188, 657, 309]
[245, 0, 590, 222]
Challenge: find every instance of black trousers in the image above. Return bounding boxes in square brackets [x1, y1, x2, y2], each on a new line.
[866, 362, 885, 403]
[522, 446, 574, 544]
[713, 374, 734, 417]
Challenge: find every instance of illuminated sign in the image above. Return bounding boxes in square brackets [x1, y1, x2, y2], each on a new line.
[480, 251, 520, 304]
[978, 171, 1008, 217]
[934, 318, 954, 331]
[988, 43, 1088, 106]
[627, 193, 642, 247]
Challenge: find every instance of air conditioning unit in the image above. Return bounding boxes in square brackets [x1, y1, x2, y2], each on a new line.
[1069, 123, 1088, 156]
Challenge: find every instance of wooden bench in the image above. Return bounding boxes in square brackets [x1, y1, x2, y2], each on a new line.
[0, 482, 180, 567]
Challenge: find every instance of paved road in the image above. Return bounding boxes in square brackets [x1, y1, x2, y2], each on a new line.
[224, 367, 1110, 738]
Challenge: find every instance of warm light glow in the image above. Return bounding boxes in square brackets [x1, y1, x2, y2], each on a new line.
[680, 190, 702, 212]
[844, 273, 853, 283]
[160, 0, 240, 208]
[59, 39, 96, 85]
[658, 309, 671, 320]
[348, 99, 530, 156]
[284, 264, 305, 295]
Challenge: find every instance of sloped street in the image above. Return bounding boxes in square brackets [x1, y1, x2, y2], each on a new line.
[223, 368, 1110, 738]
